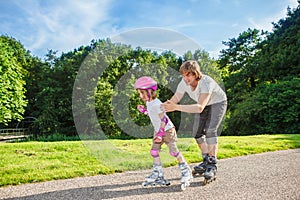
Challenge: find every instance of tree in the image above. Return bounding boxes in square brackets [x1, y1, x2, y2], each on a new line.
[34, 47, 90, 136]
[218, 28, 265, 107]
[229, 78, 300, 135]
[257, 6, 300, 82]
[0, 35, 29, 125]
[218, 6, 300, 135]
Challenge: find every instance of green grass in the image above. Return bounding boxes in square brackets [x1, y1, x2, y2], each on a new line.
[0, 134, 299, 187]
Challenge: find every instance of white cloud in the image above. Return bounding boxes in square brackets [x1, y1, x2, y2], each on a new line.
[287, 0, 299, 9]
[11, 0, 115, 56]
[111, 27, 201, 56]
[247, 17, 273, 31]
[231, 23, 239, 28]
[247, 0, 298, 32]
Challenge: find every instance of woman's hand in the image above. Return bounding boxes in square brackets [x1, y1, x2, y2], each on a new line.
[162, 100, 177, 112]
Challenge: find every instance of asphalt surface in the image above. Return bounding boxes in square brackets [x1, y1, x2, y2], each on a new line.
[0, 149, 299, 200]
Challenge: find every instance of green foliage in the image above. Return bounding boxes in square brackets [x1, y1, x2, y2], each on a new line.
[257, 6, 300, 82]
[0, 36, 29, 124]
[26, 46, 93, 136]
[219, 6, 300, 135]
[218, 28, 265, 110]
[256, 78, 299, 134]
[227, 78, 300, 135]
[83, 40, 134, 138]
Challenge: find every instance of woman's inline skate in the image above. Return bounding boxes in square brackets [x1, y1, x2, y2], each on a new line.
[203, 156, 217, 185]
[192, 155, 209, 177]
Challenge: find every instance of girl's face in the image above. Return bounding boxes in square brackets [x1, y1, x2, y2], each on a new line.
[137, 89, 149, 102]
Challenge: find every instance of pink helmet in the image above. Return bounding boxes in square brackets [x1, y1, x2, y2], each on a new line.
[134, 76, 158, 91]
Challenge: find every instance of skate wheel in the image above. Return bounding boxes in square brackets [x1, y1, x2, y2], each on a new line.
[192, 169, 196, 175]
[142, 182, 147, 187]
[181, 183, 187, 191]
[203, 179, 207, 185]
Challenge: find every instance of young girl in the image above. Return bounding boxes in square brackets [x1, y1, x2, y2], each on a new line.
[134, 76, 193, 190]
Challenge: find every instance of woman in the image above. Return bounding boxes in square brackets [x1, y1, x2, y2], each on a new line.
[162, 60, 227, 182]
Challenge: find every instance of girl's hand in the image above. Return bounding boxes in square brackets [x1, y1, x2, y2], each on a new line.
[154, 136, 162, 143]
[137, 105, 148, 115]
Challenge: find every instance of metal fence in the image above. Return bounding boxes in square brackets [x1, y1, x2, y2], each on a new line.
[0, 128, 31, 141]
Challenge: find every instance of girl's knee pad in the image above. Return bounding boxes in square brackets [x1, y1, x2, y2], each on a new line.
[170, 151, 180, 157]
[150, 149, 159, 158]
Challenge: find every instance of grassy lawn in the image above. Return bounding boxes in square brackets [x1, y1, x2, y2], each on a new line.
[0, 134, 299, 187]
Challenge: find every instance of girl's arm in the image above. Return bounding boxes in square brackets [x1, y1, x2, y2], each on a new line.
[154, 112, 168, 143]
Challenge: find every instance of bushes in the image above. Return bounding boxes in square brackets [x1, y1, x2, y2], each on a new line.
[225, 78, 300, 135]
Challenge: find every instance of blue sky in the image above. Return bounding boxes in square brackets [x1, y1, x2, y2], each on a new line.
[0, 0, 298, 59]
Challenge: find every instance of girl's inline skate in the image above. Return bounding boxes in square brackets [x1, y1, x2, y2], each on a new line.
[179, 162, 193, 191]
[142, 164, 170, 187]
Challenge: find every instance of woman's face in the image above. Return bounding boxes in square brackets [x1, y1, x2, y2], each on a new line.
[182, 71, 197, 86]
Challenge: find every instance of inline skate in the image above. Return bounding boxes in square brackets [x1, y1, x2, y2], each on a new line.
[203, 156, 217, 185]
[192, 155, 208, 177]
[142, 164, 170, 187]
[179, 162, 193, 191]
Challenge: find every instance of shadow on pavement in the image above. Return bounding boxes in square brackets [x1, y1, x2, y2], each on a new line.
[2, 177, 204, 200]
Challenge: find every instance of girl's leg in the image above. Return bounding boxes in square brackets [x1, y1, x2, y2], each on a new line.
[146, 142, 164, 182]
[164, 128, 183, 162]
[164, 129, 193, 185]
[153, 156, 161, 165]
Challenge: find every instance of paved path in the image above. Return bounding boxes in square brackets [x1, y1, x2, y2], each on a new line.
[1, 149, 299, 200]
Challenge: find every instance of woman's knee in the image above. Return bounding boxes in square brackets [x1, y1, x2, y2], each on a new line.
[206, 136, 218, 144]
